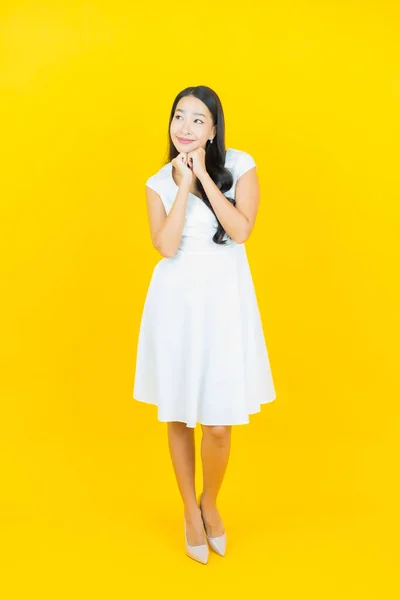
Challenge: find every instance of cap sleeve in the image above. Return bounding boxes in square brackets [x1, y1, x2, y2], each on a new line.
[236, 151, 256, 179]
[145, 174, 160, 194]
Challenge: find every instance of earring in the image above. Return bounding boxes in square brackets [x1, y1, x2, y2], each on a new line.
[209, 138, 214, 144]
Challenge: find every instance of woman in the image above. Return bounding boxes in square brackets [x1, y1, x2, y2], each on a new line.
[133, 85, 276, 564]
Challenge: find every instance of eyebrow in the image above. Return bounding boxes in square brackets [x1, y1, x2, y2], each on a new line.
[176, 108, 206, 118]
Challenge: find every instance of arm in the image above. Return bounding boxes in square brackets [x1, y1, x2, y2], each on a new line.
[145, 181, 190, 258]
[197, 166, 260, 244]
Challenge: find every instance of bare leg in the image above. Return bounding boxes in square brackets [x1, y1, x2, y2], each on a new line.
[167, 421, 206, 546]
[200, 425, 232, 537]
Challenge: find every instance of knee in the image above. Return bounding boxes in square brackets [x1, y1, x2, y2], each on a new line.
[167, 421, 194, 435]
[202, 425, 231, 446]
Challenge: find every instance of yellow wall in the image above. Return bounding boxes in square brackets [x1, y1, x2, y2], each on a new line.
[1, 1, 399, 597]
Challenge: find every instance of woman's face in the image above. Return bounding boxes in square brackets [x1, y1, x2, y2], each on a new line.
[170, 96, 216, 154]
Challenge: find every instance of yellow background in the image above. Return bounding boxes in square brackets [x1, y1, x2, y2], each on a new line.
[1, 0, 399, 597]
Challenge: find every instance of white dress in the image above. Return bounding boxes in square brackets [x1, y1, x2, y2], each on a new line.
[133, 147, 276, 428]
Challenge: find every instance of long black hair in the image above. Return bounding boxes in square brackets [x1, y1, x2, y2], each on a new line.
[163, 85, 235, 245]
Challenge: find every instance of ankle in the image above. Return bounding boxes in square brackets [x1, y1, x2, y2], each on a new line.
[184, 504, 201, 522]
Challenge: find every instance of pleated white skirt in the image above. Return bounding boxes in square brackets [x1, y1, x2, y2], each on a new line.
[133, 242, 276, 428]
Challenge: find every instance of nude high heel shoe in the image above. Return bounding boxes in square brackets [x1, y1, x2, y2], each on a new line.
[184, 517, 209, 565]
[199, 494, 227, 557]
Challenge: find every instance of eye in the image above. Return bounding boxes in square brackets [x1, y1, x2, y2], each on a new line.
[175, 115, 204, 124]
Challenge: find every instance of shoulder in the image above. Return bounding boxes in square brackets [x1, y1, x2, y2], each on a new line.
[145, 162, 171, 194]
[225, 147, 257, 179]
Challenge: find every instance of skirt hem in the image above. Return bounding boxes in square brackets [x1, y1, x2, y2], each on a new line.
[132, 394, 276, 428]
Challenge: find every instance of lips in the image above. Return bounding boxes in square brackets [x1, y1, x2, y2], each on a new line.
[177, 137, 194, 143]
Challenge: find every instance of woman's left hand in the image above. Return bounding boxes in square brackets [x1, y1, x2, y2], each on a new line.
[187, 147, 207, 179]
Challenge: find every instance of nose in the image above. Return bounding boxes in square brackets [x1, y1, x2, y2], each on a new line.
[179, 121, 191, 135]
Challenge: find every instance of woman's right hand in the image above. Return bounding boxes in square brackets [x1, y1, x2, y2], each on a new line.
[172, 152, 194, 186]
